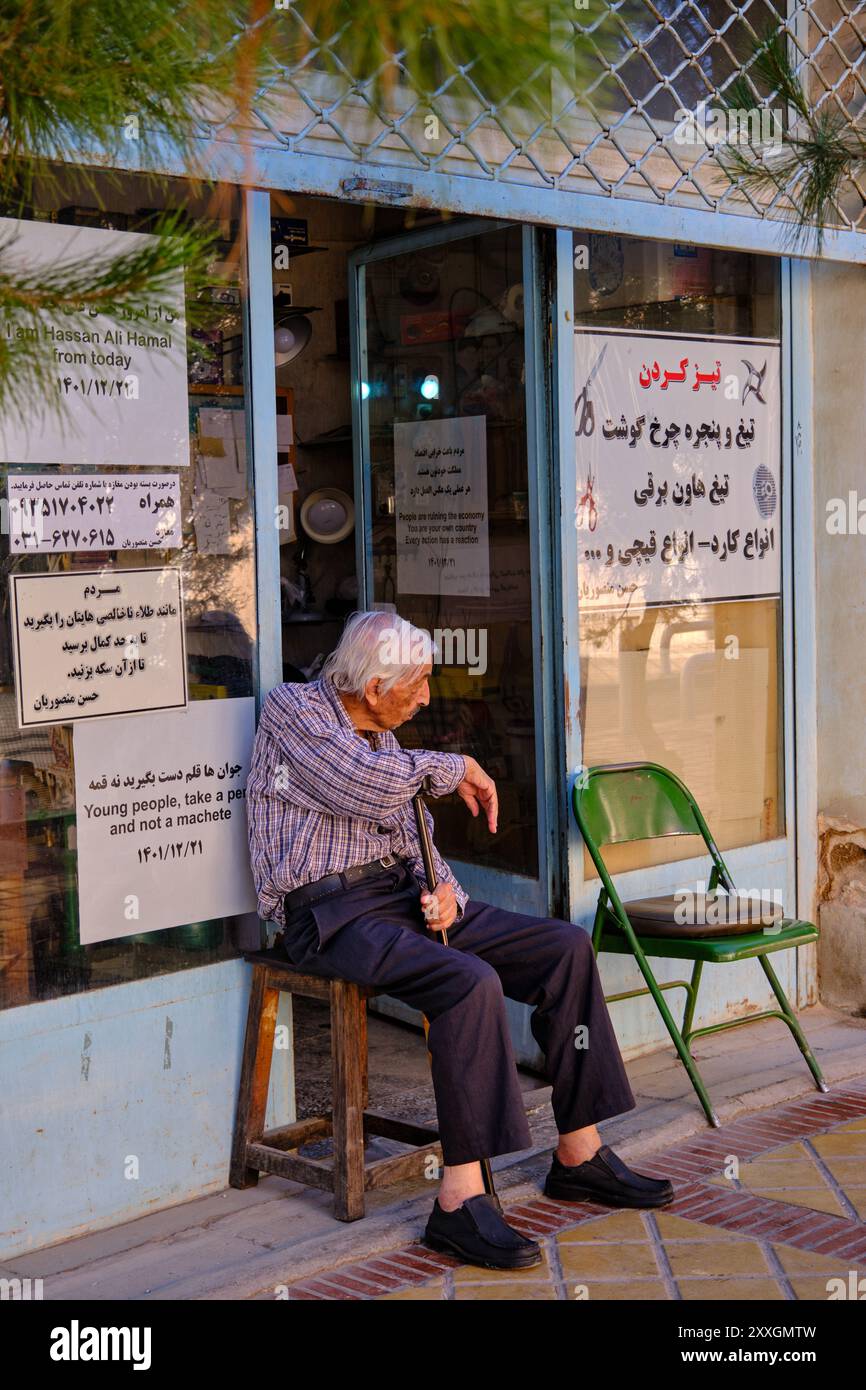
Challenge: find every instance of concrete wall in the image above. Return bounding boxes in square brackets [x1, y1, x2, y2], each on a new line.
[811, 260, 866, 1011]
[0, 960, 293, 1261]
[812, 261, 866, 821]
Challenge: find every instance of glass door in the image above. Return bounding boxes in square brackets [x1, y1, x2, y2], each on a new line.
[349, 220, 559, 918]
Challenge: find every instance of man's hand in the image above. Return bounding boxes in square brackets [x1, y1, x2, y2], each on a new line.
[421, 882, 458, 933]
[455, 755, 498, 834]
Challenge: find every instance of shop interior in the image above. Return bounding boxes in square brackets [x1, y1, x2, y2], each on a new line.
[269, 198, 539, 888]
[267, 192, 439, 683]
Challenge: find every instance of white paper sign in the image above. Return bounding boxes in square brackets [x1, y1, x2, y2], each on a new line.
[10, 567, 187, 727]
[277, 463, 297, 494]
[394, 415, 490, 597]
[574, 330, 781, 614]
[6, 473, 182, 552]
[193, 490, 231, 554]
[199, 442, 238, 487]
[73, 697, 257, 943]
[0, 218, 189, 467]
[197, 407, 235, 442]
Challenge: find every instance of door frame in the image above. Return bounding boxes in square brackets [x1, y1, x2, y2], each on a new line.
[347, 217, 566, 919]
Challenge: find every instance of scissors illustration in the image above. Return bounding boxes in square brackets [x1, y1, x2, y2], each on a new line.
[575, 342, 608, 438]
[576, 470, 598, 531]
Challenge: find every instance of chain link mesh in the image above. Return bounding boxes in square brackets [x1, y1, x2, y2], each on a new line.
[202, 2, 866, 235]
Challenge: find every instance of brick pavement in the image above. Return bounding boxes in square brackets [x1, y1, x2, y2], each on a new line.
[280, 1085, 866, 1301]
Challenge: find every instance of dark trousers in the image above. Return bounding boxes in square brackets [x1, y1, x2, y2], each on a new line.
[279, 861, 636, 1166]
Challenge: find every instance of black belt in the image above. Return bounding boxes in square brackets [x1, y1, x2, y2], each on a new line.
[283, 854, 402, 913]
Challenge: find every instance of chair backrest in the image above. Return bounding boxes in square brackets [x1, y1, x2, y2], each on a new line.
[573, 762, 710, 853]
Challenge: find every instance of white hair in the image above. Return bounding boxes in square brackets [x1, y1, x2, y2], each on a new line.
[321, 610, 436, 698]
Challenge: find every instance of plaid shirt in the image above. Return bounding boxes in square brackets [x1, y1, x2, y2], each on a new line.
[246, 674, 468, 929]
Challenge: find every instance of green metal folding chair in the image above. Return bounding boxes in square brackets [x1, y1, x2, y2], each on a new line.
[572, 761, 828, 1127]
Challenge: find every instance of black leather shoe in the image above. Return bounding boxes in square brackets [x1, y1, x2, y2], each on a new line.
[423, 1193, 543, 1270]
[543, 1144, 674, 1209]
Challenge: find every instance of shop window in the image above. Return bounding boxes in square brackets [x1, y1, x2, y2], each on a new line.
[572, 230, 783, 875]
[0, 171, 257, 1008]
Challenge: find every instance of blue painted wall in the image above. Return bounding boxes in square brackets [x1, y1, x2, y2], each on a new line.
[0, 960, 293, 1260]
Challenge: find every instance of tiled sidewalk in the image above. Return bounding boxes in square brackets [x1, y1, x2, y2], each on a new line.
[283, 1087, 866, 1300]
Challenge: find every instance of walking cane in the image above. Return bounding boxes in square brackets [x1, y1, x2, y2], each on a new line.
[412, 791, 497, 1198]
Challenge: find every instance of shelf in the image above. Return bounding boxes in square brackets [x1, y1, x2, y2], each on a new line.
[189, 384, 245, 396]
[297, 426, 353, 448]
[273, 304, 322, 316]
[283, 612, 343, 626]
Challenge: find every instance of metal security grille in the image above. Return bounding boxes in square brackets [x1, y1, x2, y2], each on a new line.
[206, 0, 866, 239]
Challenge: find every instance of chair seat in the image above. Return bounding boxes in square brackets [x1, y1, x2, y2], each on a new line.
[241, 948, 379, 999]
[600, 917, 818, 963]
[243, 948, 290, 965]
[621, 891, 784, 939]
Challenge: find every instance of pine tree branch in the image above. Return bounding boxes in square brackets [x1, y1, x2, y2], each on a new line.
[718, 29, 866, 250]
[0, 212, 219, 427]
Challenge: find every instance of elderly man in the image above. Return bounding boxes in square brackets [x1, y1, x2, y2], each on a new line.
[246, 610, 672, 1271]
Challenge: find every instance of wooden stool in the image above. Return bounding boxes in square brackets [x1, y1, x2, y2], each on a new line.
[229, 951, 443, 1221]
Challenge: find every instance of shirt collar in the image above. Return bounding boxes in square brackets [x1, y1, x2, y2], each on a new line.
[317, 675, 385, 748]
